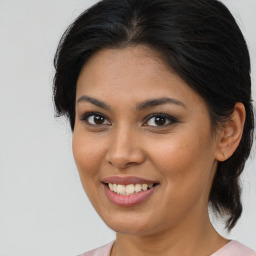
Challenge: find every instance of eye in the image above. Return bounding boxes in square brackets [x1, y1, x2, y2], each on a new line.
[143, 114, 177, 127]
[80, 112, 111, 126]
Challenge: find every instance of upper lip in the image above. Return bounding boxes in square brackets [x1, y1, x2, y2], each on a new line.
[102, 176, 159, 185]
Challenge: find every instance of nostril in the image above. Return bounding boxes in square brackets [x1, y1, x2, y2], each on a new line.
[105, 141, 147, 169]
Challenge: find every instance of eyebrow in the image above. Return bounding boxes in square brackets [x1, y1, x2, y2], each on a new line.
[136, 97, 186, 110]
[77, 95, 186, 110]
[77, 95, 111, 110]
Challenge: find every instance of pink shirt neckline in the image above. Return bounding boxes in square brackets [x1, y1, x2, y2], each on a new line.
[80, 240, 256, 256]
[210, 240, 234, 255]
[210, 240, 256, 256]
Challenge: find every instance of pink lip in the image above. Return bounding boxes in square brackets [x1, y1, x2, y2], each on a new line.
[102, 176, 160, 207]
[102, 176, 158, 185]
[103, 184, 159, 207]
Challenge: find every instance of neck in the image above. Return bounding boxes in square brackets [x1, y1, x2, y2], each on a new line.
[111, 213, 228, 256]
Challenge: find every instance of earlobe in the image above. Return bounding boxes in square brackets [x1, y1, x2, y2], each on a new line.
[215, 102, 246, 162]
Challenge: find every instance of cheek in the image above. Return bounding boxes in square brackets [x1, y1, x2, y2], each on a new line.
[72, 130, 111, 213]
[72, 131, 107, 183]
[148, 128, 216, 188]
[147, 132, 216, 223]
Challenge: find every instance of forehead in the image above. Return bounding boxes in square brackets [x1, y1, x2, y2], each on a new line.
[76, 45, 205, 111]
[79, 46, 176, 89]
[80, 45, 171, 74]
[77, 45, 174, 95]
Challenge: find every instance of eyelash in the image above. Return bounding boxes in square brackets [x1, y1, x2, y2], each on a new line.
[143, 113, 178, 127]
[80, 112, 178, 128]
[80, 112, 111, 126]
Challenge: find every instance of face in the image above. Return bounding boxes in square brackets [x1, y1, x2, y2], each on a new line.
[73, 45, 219, 236]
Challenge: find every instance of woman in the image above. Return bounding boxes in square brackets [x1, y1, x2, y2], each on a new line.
[53, 0, 255, 255]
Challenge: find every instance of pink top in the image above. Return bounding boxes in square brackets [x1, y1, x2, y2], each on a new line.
[79, 240, 256, 256]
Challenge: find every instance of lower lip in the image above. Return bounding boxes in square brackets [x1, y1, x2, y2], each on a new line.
[103, 184, 158, 207]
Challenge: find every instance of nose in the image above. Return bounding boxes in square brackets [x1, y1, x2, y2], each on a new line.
[105, 126, 146, 169]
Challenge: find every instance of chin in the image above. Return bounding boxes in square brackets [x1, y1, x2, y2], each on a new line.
[99, 210, 161, 236]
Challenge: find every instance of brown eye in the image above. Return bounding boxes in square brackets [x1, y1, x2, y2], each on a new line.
[81, 113, 111, 126]
[154, 116, 166, 126]
[143, 114, 178, 127]
[92, 114, 105, 125]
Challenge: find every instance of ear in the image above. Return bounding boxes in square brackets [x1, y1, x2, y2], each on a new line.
[215, 102, 246, 162]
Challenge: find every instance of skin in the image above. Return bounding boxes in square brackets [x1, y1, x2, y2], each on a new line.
[72, 45, 245, 256]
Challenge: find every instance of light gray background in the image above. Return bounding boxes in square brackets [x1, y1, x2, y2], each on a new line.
[0, 0, 255, 255]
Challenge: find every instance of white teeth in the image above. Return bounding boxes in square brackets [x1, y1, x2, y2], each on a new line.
[142, 184, 148, 191]
[117, 184, 126, 195]
[125, 184, 135, 195]
[135, 184, 142, 192]
[108, 183, 154, 195]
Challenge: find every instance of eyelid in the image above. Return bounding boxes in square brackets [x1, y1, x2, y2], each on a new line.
[80, 112, 111, 126]
[142, 113, 178, 127]
[79, 112, 178, 127]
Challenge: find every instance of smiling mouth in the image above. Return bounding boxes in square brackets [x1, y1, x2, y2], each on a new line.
[104, 183, 159, 196]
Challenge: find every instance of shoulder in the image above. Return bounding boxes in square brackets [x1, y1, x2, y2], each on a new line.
[211, 240, 256, 256]
[78, 240, 115, 256]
